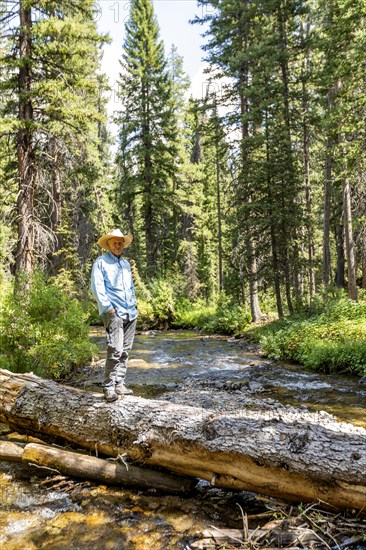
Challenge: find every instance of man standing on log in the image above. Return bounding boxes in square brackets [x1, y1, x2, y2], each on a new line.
[91, 229, 138, 402]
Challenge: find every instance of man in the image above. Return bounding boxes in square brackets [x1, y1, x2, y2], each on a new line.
[91, 229, 138, 402]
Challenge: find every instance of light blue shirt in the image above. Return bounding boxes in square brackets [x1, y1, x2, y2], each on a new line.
[91, 252, 138, 320]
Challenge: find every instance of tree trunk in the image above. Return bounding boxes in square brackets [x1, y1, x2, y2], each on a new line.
[270, 223, 284, 318]
[0, 369, 365, 512]
[342, 178, 358, 300]
[322, 151, 332, 285]
[334, 222, 345, 288]
[239, 21, 263, 323]
[48, 137, 63, 272]
[265, 112, 283, 318]
[144, 193, 157, 276]
[246, 236, 263, 323]
[277, 1, 300, 310]
[215, 121, 223, 293]
[302, 84, 315, 301]
[301, 19, 315, 302]
[15, 2, 35, 275]
[322, 90, 334, 286]
[283, 251, 294, 315]
[0, 439, 194, 493]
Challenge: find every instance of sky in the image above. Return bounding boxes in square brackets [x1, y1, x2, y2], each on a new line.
[96, 0, 212, 117]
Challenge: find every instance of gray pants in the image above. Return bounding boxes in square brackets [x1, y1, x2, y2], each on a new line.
[102, 314, 137, 388]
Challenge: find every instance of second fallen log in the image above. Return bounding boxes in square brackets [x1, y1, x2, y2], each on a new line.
[0, 439, 195, 492]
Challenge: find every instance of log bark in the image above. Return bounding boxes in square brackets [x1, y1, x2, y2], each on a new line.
[0, 368, 365, 511]
[0, 439, 194, 492]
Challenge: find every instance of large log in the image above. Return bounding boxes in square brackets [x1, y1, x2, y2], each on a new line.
[0, 368, 365, 511]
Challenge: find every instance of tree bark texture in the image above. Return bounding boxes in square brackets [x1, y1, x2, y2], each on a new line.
[0, 439, 194, 493]
[342, 178, 358, 300]
[335, 222, 345, 288]
[15, 2, 36, 274]
[0, 369, 365, 511]
[322, 89, 334, 286]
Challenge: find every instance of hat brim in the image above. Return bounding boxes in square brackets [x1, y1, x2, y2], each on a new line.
[97, 234, 133, 250]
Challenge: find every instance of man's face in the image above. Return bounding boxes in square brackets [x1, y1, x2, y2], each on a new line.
[108, 238, 125, 256]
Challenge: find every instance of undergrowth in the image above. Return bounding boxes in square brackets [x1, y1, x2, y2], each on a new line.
[248, 292, 366, 376]
[0, 271, 97, 379]
[134, 283, 252, 334]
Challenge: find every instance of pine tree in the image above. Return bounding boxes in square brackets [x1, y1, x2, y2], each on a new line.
[315, 0, 366, 299]
[0, 0, 109, 277]
[175, 99, 206, 299]
[194, 0, 317, 317]
[116, 0, 179, 276]
[166, 44, 191, 271]
[193, 0, 266, 319]
[200, 96, 229, 297]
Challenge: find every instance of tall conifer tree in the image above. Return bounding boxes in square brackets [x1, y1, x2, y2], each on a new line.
[0, 0, 109, 277]
[116, 0, 178, 276]
[194, 0, 312, 316]
[315, 0, 366, 300]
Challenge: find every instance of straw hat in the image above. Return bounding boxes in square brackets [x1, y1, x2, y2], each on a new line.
[97, 229, 133, 250]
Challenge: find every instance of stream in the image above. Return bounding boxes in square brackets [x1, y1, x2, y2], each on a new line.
[1, 330, 365, 549]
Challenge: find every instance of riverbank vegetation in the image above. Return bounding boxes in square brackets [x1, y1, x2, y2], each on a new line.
[249, 291, 366, 376]
[0, 0, 365, 379]
[0, 272, 97, 379]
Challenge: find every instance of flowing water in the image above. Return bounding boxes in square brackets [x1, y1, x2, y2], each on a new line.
[126, 331, 366, 428]
[1, 330, 365, 549]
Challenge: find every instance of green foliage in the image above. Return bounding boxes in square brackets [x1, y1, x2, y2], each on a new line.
[135, 298, 155, 330]
[134, 282, 251, 334]
[0, 0, 111, 278]
[0, 272, 97, 379]
[172, 298, 216, 329]
[174, 293, 251, 335]
[257, 296, 366, 375]
[116, 0, 179, 276]
[147, 279, 176, 328]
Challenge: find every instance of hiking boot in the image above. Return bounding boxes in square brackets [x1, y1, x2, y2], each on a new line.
[115, 383, 133, 396]
[103, 386, 118, 402]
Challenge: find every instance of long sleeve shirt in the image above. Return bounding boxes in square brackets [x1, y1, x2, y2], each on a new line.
[91, 252, 138, 320]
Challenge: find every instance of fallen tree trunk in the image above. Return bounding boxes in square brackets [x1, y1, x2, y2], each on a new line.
[0, 438, 194, 492]
[0, 368, 365, 511]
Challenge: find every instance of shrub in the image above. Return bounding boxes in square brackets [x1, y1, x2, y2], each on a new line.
[173, 293, 252, 335]
[204, 293, 251, 334]
[135, 298, 155, 330]
[259, 296, 366, 376]
[0, 271, 97, 379]
[147, 279, 176, 328]
[173, 298, 216, 330]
